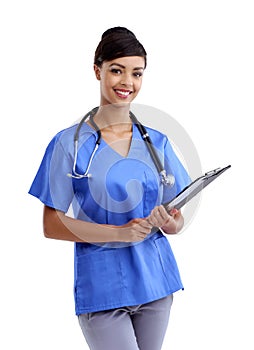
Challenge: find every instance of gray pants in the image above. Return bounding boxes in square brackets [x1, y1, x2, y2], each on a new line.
[78, 295, 173, 350]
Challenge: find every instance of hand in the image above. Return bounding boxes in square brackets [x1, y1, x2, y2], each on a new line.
[117, 218, 153, 242]
[147, 205, 184, 234]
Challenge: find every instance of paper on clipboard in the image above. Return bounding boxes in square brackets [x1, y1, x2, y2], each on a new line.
[163, 165, 231, 211]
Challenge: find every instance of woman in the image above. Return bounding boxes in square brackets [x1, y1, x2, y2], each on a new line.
[29, 27, 190, 350]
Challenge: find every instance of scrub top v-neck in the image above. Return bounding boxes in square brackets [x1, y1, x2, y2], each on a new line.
[28, 121, 191, 315]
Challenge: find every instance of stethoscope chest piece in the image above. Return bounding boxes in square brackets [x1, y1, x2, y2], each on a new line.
[160, 170, 175, 187]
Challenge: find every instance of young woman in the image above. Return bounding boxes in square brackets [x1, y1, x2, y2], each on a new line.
[29, 27, 190, 350]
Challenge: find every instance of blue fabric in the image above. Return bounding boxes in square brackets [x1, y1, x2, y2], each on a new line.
[29, 121, 191, 315]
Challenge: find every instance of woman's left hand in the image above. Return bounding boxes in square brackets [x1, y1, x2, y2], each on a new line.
[147, 205, 184, 234]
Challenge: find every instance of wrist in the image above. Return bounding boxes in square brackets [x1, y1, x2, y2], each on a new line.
[100, 224, 123, 242]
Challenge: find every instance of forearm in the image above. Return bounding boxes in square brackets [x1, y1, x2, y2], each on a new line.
[43, 206, 152, 243]
[43, 206, 119, 243]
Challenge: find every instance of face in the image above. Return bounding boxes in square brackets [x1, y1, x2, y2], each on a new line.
[94, 56, 145, 106]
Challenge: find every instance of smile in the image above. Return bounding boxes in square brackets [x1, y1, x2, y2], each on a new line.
[114, 89, 132, 98]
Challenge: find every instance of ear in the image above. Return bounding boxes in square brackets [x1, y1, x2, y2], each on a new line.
[94, 64, 101, 80]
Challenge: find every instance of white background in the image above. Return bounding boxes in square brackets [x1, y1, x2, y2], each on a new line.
[0, 0, 253, 349]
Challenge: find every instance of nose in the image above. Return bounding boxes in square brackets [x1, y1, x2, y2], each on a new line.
[120, 73, 133, 87]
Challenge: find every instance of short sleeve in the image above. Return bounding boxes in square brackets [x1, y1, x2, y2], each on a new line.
[28, 131, 75, 213]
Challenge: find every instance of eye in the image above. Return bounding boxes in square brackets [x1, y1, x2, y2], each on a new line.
[110, 68, 122, 75]
[133, 71, 143, 78]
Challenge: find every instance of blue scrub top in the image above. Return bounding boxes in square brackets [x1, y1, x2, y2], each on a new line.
[29, 121, 191, 315]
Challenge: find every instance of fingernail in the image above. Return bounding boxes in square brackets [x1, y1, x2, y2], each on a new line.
[170, 208, 177, 215]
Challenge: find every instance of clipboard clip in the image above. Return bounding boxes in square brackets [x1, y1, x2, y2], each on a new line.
[162, 164, 231, 212]
[205, 167, 221, 176]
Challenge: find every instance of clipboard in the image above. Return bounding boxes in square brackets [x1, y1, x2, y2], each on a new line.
[163, 165, 231, 211]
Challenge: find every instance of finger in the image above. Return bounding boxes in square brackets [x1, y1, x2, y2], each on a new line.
[138, 222, 153, 233]
[132, 218, 153, 228]
[157, 205, 170, 220]
[149, 205, 170, 227]
[169, 208, 180, 218]
[147, 216, 160, 228]
[148, 207, 161, 222]
[135, 230, 148, 241]
[150, 206, 166, 222]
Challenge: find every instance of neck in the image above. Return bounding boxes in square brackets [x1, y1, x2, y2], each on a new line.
[93, 104, 132, 131]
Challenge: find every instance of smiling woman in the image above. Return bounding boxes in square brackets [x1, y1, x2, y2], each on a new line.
[93, 27, 146, 107]
[107, 60, 144, 98]
[28, 26, 191, 350]
[94, 56, 145, 105]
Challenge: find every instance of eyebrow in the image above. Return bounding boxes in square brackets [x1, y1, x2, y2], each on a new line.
[109, 63, 144, 70]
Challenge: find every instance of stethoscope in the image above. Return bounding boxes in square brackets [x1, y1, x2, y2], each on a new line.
[67, 107, 175, 187]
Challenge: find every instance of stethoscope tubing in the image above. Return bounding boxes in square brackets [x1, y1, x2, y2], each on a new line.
[74, 107, 100, 143]
[129, 111, 164, 176]
[69, 107, 175, 186]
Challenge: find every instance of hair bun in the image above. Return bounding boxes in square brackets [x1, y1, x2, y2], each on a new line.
[94, 26, 146, 68]
[101, 26, 136, 40]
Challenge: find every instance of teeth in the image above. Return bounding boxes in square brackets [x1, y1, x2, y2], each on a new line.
[116, 90, 130, 96]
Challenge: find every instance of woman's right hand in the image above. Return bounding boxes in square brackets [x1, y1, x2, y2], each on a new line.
[116, 218, 153, 242]
[43, 205, 152, 243]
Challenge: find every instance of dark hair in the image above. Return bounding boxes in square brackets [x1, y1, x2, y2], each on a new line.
[94, 27, 147, 68]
